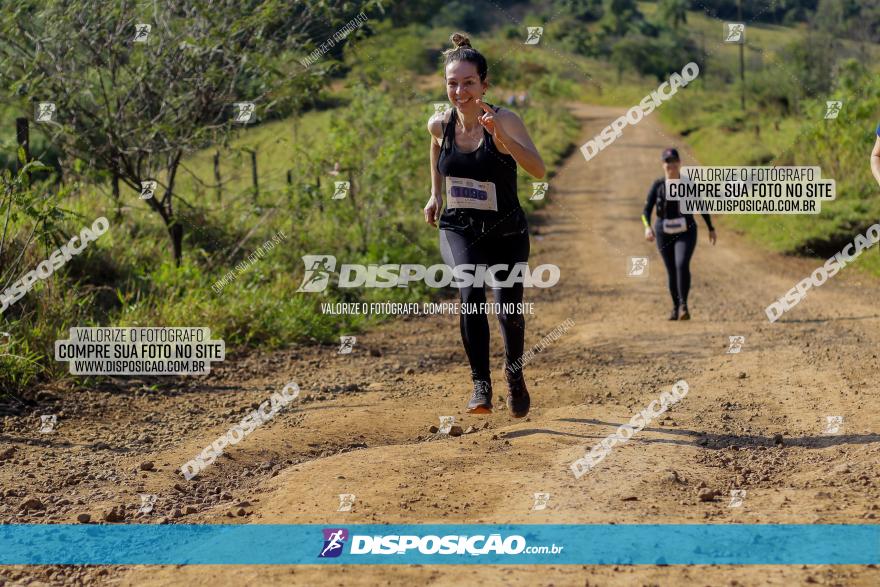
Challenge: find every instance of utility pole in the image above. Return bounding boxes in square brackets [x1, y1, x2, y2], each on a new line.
[739, 0, 745, 111]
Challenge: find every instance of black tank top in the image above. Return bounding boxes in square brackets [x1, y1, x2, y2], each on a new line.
[437, 105, 525, 235]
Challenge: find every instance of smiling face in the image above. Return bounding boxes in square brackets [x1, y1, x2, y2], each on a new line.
[445, 60, 487, 114]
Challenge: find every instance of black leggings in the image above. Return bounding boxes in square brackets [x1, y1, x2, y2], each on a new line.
[439, 227, 530, 383]
[654, 222, 697, 308]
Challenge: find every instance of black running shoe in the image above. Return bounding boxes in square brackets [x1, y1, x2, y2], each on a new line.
[467, 380, 493, 414]
[679, 305, 690, 321]
[505, 371, 530, 418]
[668, 307, 679, 321]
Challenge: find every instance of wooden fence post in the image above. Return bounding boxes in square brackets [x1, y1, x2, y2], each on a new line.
[250, 149, 259, 203]
[112, 173, 121, 218]
[213, 150, 222, 202]
[316, 174, 322, 213]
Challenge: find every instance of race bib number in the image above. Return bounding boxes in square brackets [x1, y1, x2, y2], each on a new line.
[662, 217, 687, 234]
[445, 177, 498, 212]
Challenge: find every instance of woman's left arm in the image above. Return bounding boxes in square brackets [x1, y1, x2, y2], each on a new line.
[476, 99, 545, 179]
[870, 135, 880, 188]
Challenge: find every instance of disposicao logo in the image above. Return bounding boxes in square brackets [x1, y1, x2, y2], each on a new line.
[296, 255, 560, 291]
[297, 255, 337, 292]
[319, 528, 349, 558]
[315, 530, 562, 558]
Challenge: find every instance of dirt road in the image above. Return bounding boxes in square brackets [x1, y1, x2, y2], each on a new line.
[2, 103, 879, 586]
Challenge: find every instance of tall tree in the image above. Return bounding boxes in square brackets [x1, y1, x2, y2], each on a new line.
[600, 0, 645, 37]
[557, 0, 605, 22]
[0, 0, 355, 264]
[658, 0, 688, 30]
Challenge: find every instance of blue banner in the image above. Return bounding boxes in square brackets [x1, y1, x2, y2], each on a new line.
[0, 524, 876, 565]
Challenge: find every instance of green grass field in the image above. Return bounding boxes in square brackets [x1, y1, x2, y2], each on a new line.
[4, 4, 880, 392]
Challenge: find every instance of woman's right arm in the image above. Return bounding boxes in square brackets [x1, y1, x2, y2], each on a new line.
[424, 114, 446, 226]
[870, 134, 880, 188]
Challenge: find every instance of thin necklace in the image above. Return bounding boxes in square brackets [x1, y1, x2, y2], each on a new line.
[456, 106, 482, 134]
[457, 117, 482, 138]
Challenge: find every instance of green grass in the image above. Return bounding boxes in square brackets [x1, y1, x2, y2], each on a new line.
[529, 3, 880, 280]
[6, 7, 879, 393]
[173, 109, 336, 205]
[0, 22, 580, 393]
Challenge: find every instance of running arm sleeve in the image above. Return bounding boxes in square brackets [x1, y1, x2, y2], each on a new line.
[642, 181, 658, 227]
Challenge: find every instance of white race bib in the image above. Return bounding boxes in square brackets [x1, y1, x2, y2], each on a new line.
[445, 176, 498, 212]
[662, 217, 687, 234]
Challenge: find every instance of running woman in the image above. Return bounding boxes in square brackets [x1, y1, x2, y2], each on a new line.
[642, 148, 716, 320]
[423, 33, 545, 417]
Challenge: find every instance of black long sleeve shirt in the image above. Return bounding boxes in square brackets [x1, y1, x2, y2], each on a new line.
[642, 178, 714, 231]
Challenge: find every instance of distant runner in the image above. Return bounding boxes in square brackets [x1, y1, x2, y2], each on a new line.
[642, 148, 716, 320]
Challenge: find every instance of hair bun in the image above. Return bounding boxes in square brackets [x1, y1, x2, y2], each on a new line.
[450, 32, 471, 49]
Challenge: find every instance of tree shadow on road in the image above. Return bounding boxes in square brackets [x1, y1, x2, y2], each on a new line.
[556, 418, 880, 449]
[502, 428, 603, 440]
[773, 315, 880, 324]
